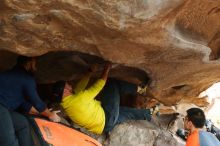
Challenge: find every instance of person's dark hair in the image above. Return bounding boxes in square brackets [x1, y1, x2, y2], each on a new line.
[186, 108, 206, 128]
[16, 56, 33, 67]
[52, 81, 66, 103]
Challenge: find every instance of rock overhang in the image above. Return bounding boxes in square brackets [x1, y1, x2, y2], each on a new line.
[1, 0, 220, 107]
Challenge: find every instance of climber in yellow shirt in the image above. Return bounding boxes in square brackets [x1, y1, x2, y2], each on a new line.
[52, 64, 154, 134]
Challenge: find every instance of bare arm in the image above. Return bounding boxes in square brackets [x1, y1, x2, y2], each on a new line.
[29, 106, 39, 115]
[74, 72, 91, 94]
[79, 63, 111, 100]
[101, 64, 111, 81]
[41, 108, 58, 120]
[74, 64, 99, 93]
[29, 106, 61, 122]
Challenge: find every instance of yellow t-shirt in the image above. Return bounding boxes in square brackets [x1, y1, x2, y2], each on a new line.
[61, 75, 106, 134]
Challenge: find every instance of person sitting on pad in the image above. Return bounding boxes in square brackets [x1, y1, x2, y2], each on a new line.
[0, 56, 61, 146]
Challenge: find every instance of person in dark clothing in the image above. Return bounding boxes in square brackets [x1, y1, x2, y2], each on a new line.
[0, 56, 61, 146]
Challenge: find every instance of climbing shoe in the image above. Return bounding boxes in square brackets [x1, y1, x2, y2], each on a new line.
[150, 103, 160, 116]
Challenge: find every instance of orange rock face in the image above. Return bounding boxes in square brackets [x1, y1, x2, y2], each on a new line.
[0, 0, 220, 106]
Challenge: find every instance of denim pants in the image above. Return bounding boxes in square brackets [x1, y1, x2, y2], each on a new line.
[0, 104, 33, 146]
[101, 79, 151, 132]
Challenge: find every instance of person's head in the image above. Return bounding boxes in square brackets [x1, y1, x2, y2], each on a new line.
[52, 81, 73, 103]
[184, 108, 206, 131]
[16, 56, 36, 73]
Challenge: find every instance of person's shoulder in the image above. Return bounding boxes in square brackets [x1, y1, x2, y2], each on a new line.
[187, 130, 199, 142]
[8, 66, 26, 75]
[23, 73, 35, 82]
[186, 131, 200, 146]
[15, 69, 33, 79]
[0, 67, 23, 77]
[189, 130, 199, 138]
[12, 67, 35, 82]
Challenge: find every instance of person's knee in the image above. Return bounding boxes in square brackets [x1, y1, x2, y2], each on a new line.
[0, 105, 10, 117]
[0, 105, 12, 122]
[22, 117, 30, 128]
[0, 108, 19, 146]
[11, 114, 30, 131]
[18, 116, 30, 130]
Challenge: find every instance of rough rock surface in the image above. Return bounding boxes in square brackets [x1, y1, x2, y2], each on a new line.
[1, 0, 220, 107]
[70, 118, 186, 146]
[107, 121, 180, 146]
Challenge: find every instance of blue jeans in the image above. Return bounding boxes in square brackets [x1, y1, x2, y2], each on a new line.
[101, 79, 151, 132]
[0, 104, 33, 146]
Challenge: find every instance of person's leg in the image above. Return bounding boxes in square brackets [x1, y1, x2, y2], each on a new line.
[100, 79, 121, 132]
[10, 111, 34, 146]
[117, 106, 152, 124]
[0, 104, 19, 146]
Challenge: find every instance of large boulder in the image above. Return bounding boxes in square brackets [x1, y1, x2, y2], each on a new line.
[107, 120, 182, 146]
[70, 119, 186, 146]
